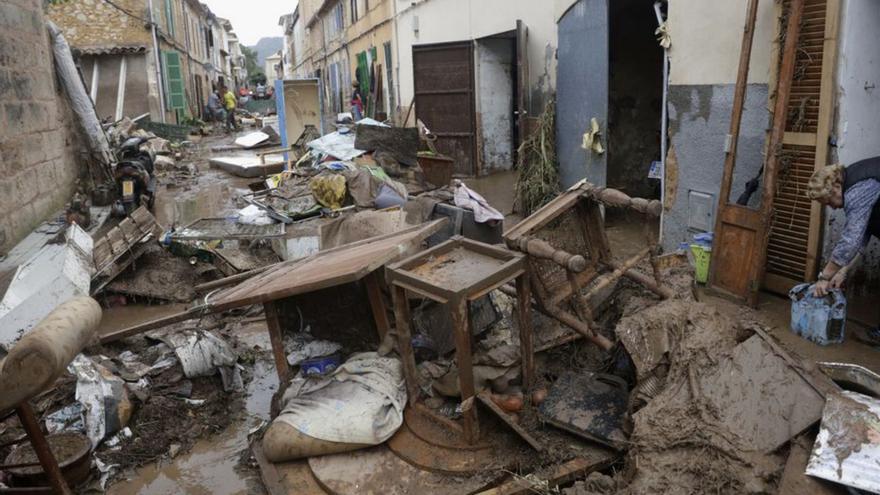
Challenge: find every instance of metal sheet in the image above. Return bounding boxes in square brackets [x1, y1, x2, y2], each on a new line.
[171, 218, 285, 241]
[806, 391, 880, 493]
[413, 42, 477, 176]
[557, 0, 609, 188]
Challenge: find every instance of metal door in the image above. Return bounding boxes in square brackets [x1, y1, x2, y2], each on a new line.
[557, 0, 609, 188]
[515, 19, 530, 147]
[413, 42, 477, 176]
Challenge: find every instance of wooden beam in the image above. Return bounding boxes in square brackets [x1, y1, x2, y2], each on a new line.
[264, 301, 291, 383]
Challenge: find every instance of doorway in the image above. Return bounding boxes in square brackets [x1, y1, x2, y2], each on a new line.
[606, 0, 664, 200]
[557, 0, 663, 201]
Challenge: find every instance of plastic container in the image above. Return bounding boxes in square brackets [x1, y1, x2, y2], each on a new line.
[789, 283, 846, 346]
[301, 355, 341, 376]
[689, 244, 712, 284]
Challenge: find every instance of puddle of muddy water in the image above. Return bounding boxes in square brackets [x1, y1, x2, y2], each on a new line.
[108, 323, 278, 495]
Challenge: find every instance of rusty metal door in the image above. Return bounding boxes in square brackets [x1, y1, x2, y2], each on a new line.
[413, 42, 477, 176]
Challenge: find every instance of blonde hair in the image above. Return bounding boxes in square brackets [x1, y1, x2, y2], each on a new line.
[807, 164, 844, 200]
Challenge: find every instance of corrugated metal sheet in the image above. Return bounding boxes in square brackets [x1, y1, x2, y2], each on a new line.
[806, 391, 880, 493]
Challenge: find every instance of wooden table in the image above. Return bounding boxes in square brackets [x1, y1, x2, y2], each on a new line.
[387, 236, 534, 444]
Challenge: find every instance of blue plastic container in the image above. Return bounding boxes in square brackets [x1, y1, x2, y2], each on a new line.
[789, 283, 846, 345]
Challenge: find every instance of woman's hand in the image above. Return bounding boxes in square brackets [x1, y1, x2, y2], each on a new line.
[813, 280, 831, 297]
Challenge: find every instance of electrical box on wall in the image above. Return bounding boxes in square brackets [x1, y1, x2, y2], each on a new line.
[687, 190, 715, 232]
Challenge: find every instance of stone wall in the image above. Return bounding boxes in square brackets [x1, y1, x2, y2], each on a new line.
[47, 0, 151, 50]
[0, 0, 85, 253]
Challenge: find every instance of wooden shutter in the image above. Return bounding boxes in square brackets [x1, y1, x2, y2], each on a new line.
[764, 0, 840, 293]
[164, 51, 186, 111]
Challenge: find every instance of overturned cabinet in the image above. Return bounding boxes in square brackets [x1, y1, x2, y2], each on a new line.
[504, 180, 672, 350]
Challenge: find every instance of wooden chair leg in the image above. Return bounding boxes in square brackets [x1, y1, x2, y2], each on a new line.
[15, 402, 72, 495]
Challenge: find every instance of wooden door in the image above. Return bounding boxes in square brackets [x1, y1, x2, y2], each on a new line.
[763, 0, 840, 293]
[413, 42, 477, 176]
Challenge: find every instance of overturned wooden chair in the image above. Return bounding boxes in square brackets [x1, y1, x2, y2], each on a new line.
[0, 298, 102, 494]
[504, 180, 672, 350]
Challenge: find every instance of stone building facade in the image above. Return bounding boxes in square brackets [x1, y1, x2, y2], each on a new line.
[48, 0, 241, 124]
[0, 0, 87, 253]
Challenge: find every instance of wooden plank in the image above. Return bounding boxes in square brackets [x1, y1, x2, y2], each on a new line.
[516, 274, 535, 391]
[99, 306, 206, 344]
[364, 270, 391, 342]
[210, 220, 445, 311]
[475, 456, 617, 495]
[477, 392, 543, 452]
[264, 301, 291, 383]
[451, 297, 479, 444]
[392, 285, 420, 406]
[782, 132, 818, 147]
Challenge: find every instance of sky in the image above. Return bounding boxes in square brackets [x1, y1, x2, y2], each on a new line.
[202, 0, 297, 46]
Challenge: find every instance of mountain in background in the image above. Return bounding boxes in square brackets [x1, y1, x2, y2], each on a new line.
[250, 37, 284, 67]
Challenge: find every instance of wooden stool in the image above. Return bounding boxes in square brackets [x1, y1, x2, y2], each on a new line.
[387, 236, 534, 444]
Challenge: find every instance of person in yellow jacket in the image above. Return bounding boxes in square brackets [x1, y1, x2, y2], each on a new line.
[222, 86, 238, 132]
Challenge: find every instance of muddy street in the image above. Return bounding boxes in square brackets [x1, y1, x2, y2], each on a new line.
[3, 0, 880, 493]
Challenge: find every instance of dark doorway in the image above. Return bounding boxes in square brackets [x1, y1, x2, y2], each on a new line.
[606, 0, 664, 199]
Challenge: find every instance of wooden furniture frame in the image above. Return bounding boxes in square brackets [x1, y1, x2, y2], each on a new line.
[387, 237, 534, 444]
[504, 181, 671, 351]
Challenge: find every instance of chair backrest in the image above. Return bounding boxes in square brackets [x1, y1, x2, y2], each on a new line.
[0, 297, 101, 411]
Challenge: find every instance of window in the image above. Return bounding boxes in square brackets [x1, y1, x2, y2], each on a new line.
[164, 0, 175, 37]
[350, 0, 358, 23]
[333, 1, 345, 33]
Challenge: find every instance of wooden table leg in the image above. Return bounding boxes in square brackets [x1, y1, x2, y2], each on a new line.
[392, 285, 420, 406]
[516, 273, 535, 392]
[451, 297, 479, 444]
[365, 270, 391, 342]
[264, 301, 291, 384]
[16, 402, 71, 495]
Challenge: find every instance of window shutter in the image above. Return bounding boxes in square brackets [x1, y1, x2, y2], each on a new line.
[164, 51, 186, 110]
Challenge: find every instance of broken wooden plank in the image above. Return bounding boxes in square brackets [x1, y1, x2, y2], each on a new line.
[477, 392, 542, 452]
[475, 455, 618, 495]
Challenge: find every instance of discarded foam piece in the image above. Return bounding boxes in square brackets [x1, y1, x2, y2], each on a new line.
[0, 225, 93, 349]
[235, 131, 270, 149]
[209, 155, 286, 178]
[806, 391, 880, 493]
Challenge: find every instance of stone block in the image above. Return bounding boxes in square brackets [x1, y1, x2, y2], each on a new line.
[4, 103, 26, 135]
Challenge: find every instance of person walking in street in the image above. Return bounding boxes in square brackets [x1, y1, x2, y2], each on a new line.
[808, 159, 880, 345]
[223, 86, 238, 132]
[351, 80, 364, 121]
